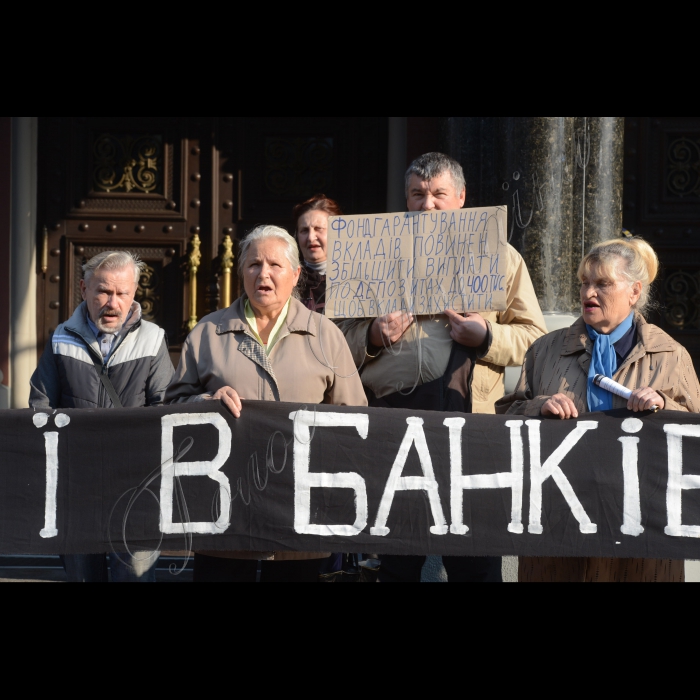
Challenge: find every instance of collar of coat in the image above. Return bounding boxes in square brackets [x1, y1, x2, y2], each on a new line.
[215, 296, 318, 338]
[303, 264, 326, 287]
[562, 313, 678, 365]
[63, 301, 143, 360]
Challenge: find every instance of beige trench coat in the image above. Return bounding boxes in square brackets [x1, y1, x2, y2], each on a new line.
[496, 313, 700, 583]
[166, 297, 368, 561]
[338, 244, 547, 414]
[497, 314, 700, 417]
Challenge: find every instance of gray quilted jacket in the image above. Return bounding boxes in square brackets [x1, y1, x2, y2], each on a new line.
[30, 302, 174, 410]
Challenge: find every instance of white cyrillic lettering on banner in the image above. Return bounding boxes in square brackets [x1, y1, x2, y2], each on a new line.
[664, 424, 700, 538]
[444, 418, 525, 535]
[40, 432, 60, 539]
[526, 420, 599, 535]
[290, 411, 369, 537]
[160, 413, 232, 535]
[35, 412, 71, 540]
[620, 419, 645, 537]
[371, 418, 448, 537]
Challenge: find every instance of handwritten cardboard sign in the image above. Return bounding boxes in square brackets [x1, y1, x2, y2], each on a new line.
[326, 207, 508, 319]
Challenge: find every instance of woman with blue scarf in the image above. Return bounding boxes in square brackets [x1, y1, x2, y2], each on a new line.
[497, 236, 700, 582]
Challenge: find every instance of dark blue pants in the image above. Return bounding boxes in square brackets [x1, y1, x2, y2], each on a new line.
[379, 556, 503, 583]
[193, 555, 321, 583]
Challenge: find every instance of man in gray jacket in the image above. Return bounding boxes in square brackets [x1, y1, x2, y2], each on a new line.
[30, 251, 174, 582]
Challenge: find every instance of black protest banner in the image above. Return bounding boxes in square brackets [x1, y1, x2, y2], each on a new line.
[2, 402, 700, 559]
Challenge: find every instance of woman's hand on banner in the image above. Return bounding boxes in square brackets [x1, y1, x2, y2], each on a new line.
[628, 388, 665, 413]
[369, 312, 414, 348]
[541, 394, 579, 420]
[211, 387, 243, 418]
[445, 310, 489, 348]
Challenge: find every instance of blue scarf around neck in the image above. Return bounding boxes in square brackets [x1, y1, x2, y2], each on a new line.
[586, 313, 635, 413]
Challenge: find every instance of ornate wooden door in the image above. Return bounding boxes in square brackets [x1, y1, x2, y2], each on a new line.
[37, 117, 214, 361]
[37, 117, 389, 359]
[624, 117, 700, 368]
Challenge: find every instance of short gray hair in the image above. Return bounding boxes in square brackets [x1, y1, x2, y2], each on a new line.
[405, 152, 467, 200]
[238, 225, 301, 280]
[83, 251, 145, 287]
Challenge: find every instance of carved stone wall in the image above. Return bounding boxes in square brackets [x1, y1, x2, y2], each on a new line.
[624, 117, 700, 367]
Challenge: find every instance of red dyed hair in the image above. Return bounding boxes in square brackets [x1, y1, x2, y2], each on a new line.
[293, 194, 343, 232]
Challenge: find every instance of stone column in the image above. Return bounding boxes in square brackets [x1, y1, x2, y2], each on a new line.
[502, 117, 577, 314]
[10, 117, 38, 409]
[572, 117, 625, 259]
[0, 117, 10, 410]
[440, 116, 624, 314]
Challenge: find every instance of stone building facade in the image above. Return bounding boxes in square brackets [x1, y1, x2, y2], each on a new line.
[1, 117, 699, 410]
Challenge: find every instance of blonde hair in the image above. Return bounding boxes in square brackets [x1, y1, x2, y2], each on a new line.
[578, 237, 660, 316]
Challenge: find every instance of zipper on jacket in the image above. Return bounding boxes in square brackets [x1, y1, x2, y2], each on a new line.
[98, 366, 106, 408]
[106, 320, 142, 369]
[102, 365, 113, 408]
[68, 320, 142, 408]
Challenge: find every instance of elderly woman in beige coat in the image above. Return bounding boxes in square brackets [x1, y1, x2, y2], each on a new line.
[166, 225, 367, 583]
[497, 236, 700, 583]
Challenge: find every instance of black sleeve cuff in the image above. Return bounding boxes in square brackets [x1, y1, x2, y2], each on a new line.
[476, 323, 493, 360]
[365, 323, 383, 360]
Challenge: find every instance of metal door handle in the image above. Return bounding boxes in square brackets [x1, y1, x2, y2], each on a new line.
[41, 226, 49, 275]
[238, 170, 243, 222]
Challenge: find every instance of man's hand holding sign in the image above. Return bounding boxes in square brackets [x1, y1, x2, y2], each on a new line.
[368, 169, 472, 349]
[443, 310, 490, 349]
[369, 311, 415, 349]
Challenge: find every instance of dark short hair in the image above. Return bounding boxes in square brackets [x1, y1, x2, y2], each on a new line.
[405, 153, 466, 199]
[292, 194, 343, 232]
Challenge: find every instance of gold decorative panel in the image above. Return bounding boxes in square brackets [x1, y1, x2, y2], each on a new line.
[92, 134, 164, 195]
[135, 263, 161, 322]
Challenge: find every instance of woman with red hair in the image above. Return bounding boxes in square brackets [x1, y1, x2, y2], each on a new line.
[293, 195, 353, 581]
[293, 194, 343, 315]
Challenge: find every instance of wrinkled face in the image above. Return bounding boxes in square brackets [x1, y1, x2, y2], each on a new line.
[580, 261, 642, 334]
[297, 210, 328, 264]
[407, 172, 466, 212]
[244, 238, 301, 313]
[80, 267, 137, 335]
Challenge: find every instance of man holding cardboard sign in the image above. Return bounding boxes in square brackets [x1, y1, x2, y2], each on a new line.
[335, 153, 547, 582]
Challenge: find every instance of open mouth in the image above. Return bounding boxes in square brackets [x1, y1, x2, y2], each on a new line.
[257, 285, 273, 294]
[583, 301, 600, 312]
